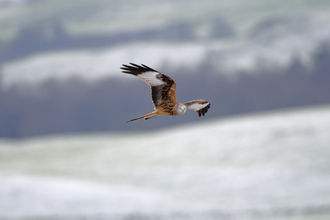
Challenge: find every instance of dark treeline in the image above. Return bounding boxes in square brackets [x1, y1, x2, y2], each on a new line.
[0, 43, 330, 138]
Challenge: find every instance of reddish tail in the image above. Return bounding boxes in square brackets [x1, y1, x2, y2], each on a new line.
[126, 111, 157, 123]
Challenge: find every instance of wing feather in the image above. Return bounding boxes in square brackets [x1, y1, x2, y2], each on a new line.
[121, 63, 177, 109]
[183, 100, 211, 117]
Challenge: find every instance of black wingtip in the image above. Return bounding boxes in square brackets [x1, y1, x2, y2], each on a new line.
[197, 103, 210, 117]
[120, 63, 157, 76]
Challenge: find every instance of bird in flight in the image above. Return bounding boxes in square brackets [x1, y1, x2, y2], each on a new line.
[121, 63, 211, 123]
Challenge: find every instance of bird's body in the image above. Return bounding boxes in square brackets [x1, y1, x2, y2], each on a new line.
[121, 63, 210, 123]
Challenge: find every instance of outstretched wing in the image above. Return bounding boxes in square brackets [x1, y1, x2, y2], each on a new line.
[183, 100, 211, 117]
[121, 63, 177, 109]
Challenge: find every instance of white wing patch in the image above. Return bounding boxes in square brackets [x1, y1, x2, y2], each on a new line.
[186, 102, 209, 111]
[136, 71, 165, 87]
[183, 100, 211, 117]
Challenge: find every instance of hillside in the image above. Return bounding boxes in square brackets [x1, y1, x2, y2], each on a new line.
[1, 105, 330, 219]
[1, 0, 330, 138]
[1, 0, 330, 86]
[1, 45, 330, 138]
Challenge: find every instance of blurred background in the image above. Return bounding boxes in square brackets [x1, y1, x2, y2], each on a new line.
[0, 0, 330, 219]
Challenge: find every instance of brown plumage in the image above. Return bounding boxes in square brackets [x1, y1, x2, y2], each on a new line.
[121, 63, 210, 123]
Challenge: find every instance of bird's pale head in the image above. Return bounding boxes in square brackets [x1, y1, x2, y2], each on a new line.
[177, 103, 187, 115]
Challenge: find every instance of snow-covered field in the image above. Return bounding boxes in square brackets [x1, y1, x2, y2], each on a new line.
[1, 105, 330, 220]
[3, 11, 330, 87]
[1, 43, 207, 86]
[1, 0, 330, 87]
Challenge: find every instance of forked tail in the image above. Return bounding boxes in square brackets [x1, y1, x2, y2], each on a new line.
[126, 111, 157, 123]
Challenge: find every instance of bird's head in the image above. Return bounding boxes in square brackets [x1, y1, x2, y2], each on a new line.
[177, 103, 187, 115]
